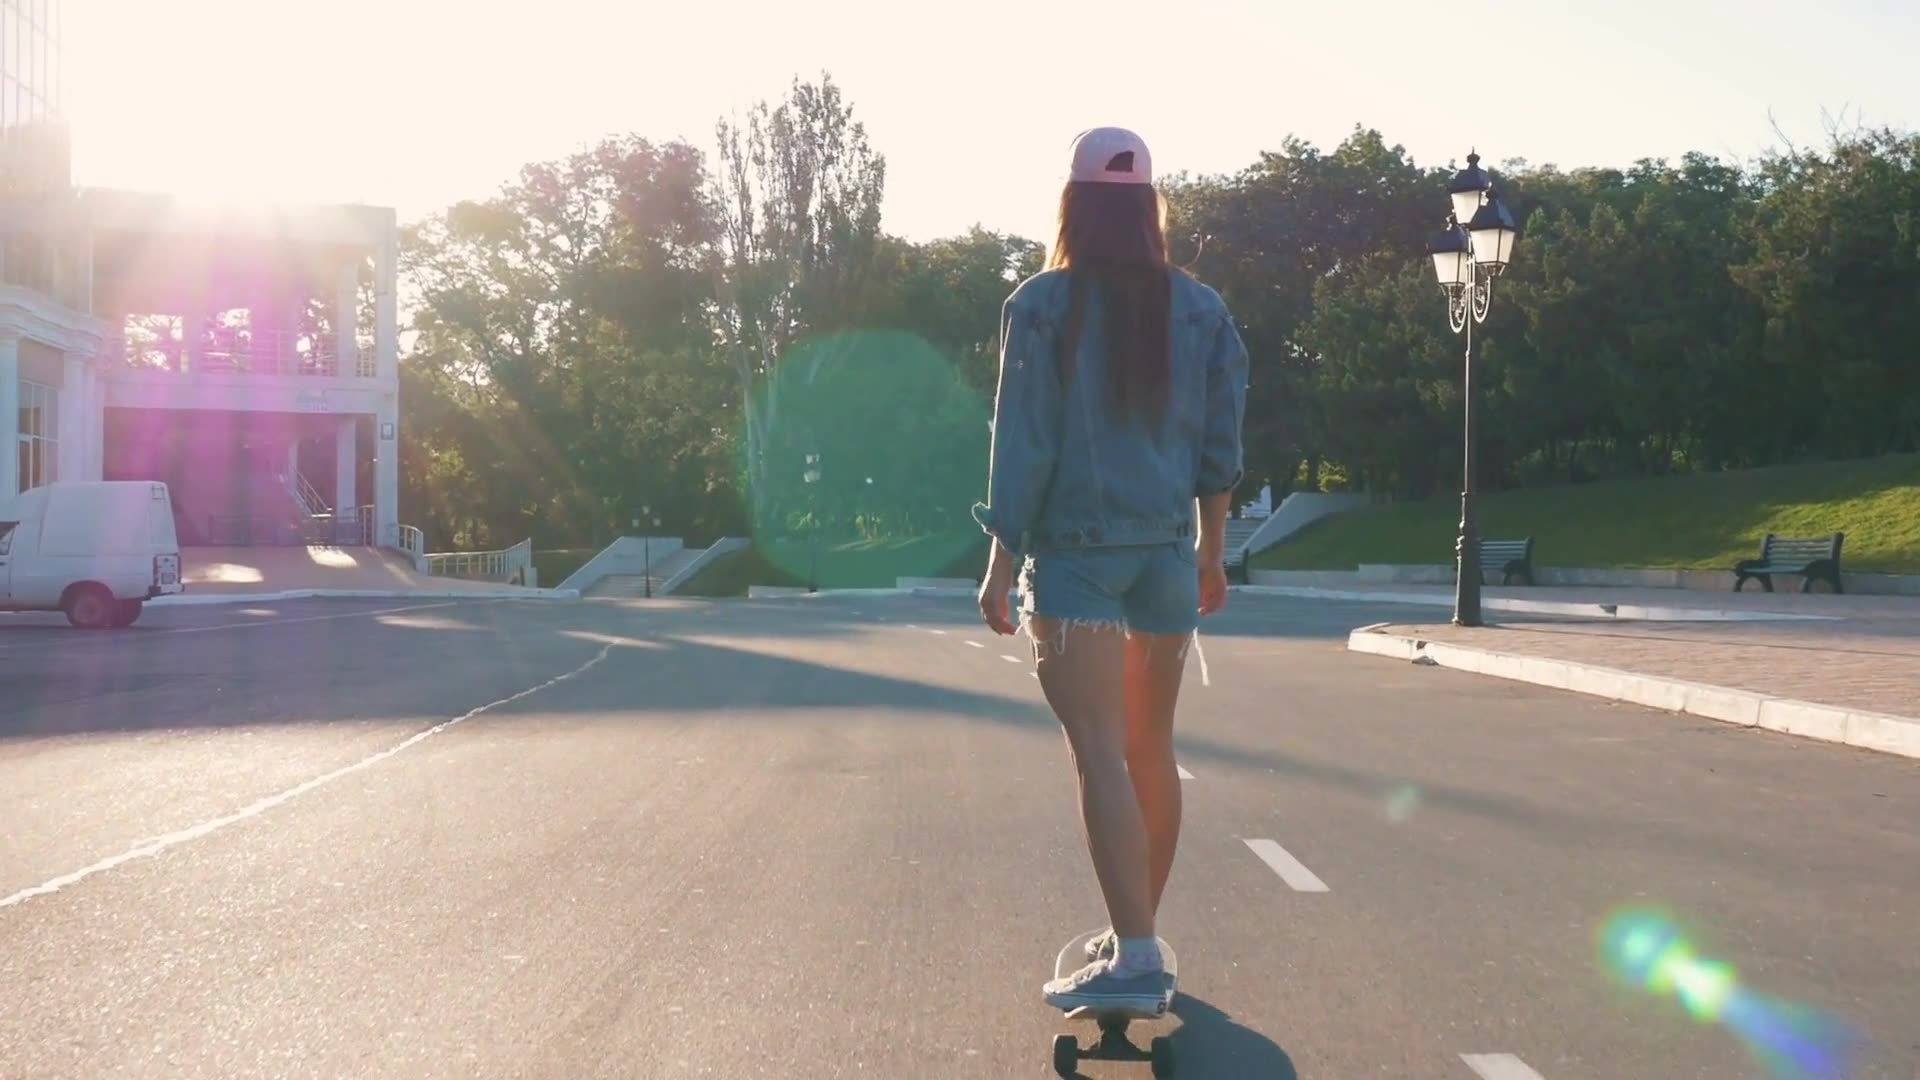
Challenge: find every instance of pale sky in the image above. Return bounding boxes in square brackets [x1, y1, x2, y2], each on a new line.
[62, 0, 1920, 244]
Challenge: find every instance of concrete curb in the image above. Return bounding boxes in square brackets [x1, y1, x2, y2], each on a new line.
[742, 585, 1008, 600]
[152, 587, 581, 606]
[1346, 627, 1920, 761]
[1240, 584, 1839, 623]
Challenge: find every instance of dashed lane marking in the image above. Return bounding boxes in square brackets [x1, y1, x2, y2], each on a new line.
[1243, 838, 1330, 892]
[1460, 1054, 1546, 1080]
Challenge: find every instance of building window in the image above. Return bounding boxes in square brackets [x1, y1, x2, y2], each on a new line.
[17, 376, 56, 492]
[0, 0, 57, 126]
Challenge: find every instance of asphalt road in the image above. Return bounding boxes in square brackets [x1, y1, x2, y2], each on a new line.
[1, 591, 1915, 1079]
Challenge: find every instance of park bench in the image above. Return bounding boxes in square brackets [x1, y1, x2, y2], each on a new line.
[1732, 532, 1846, 593]
[1460, 537, 1535, 587]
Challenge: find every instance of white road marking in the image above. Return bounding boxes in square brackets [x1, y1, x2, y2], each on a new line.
[1243, 839, 1329, 892]
[930, 629, 947, 635]
[1177, 765, 1195, 780]
[1460, 1054, 1546, 1079]
[1000, 654, 1021, 663]
[0, 641, 617, 912]
[965, 640, 984, 649]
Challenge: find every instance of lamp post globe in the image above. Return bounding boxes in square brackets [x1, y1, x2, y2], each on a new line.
[1447, 150, 1491, 225]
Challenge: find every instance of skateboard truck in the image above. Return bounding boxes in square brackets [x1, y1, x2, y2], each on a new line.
[1052, 1012, 1175, 1077]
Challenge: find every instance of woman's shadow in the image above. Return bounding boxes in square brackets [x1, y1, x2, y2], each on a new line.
[1167, 994, 1299, 1078]
[1071, 993, 1298, 1079]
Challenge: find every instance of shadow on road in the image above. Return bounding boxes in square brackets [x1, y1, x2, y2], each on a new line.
[1166, 993, 1300, 1078]
[0, 591, 1417, 744]
[0, 597, 1058, 742]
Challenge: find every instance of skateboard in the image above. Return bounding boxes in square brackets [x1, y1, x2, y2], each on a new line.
[1048, 929, 1179, 1077]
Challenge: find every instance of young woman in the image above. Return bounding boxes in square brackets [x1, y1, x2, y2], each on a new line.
[971, 127, 1250, 1012]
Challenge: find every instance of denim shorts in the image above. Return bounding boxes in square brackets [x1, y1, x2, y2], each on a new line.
[1016, 541, 1200, 640]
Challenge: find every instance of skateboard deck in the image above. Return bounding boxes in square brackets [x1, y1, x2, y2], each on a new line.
[1048, 928, 1179, 1076]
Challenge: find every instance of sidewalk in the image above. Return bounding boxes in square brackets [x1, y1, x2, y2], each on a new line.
[161, 547, 569, 604]
[1244, 581, 1914, 622]
[1338, 588, 1920, 760]
[1364, 616, 1919, 719]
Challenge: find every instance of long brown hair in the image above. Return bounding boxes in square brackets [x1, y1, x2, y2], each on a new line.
[1047, 180, 1172, 425]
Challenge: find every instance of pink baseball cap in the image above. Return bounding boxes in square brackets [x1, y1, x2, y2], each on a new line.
[1069, 127, 1153, 185]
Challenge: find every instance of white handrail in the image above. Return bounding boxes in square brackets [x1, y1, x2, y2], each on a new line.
[279, 470, 329, 516]
[398, 524, 427, 572]
[425, 537, 533, 584]
[118, 327, 376, 379]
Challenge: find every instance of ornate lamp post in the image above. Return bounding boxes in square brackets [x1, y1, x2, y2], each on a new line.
[803, 452, 822, 593]
[634, 504, 662, 597]
[1427, 150, 1520, 628]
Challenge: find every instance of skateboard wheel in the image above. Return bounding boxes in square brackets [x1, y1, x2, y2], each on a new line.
[1150, 1035, 1175, 1077]
[1052, 1033, 1078, 1075]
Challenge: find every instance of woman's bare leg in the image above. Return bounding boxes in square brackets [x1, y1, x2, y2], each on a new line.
[1031, 617, 1154, 942]
[1125, 632, 1188, 915]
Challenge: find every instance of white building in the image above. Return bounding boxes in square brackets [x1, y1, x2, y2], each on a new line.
[1, 0, 403, 552]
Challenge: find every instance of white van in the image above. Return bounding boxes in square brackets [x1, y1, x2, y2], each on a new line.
[0, 480, 184, 628]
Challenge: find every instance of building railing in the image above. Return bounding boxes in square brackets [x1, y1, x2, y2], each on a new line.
[280, 470, 330, 517]
[425, 537, 533, 585]
[397, 524, 428, 572]
[115, 328, 377, 379]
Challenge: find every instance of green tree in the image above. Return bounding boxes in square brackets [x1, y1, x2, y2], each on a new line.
[1733, 126, 1920, 460]
[709, 73, 888, 522]
[402, 134, 722, 547]
[1166, 127, 1439, 499]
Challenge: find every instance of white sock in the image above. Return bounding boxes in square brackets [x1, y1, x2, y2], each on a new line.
[1112, 935, 1162, 976]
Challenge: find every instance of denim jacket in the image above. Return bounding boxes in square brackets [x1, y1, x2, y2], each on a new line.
[971, 267, 1250, 558]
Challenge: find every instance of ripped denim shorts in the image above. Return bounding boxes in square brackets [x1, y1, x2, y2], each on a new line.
[1016, 541, 1200, 642]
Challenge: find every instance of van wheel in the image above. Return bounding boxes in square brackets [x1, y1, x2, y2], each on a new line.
[63, 585, 116, 630]
[111, 600, 144, 628]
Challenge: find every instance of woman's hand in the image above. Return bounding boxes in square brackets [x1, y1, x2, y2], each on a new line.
[979, 543, 1019, 635]
[1197, 542, 1228, 616]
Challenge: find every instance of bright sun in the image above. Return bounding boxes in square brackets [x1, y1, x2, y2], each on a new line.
[63, 0, 396, 205]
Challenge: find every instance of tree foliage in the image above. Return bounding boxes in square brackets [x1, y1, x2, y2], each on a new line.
[395, 80, 1920, 552]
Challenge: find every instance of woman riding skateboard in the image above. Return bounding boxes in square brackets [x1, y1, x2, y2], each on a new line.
[971, 126, 1250, 1013]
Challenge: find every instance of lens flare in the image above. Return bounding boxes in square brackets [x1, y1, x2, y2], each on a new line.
[1384, 782, 1421, 824]
[1597, 907, 1867, 1079]
[740, 330, 991, 587]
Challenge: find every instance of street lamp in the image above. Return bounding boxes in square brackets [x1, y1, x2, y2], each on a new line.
[1427, 149, 1521, 628]
[635, 505, 662, 597]
[803, 453, 822, 593]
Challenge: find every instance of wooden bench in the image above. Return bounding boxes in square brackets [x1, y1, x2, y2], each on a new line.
[1460, 537, 1535, 586]
[1733, 532, 1845, 593]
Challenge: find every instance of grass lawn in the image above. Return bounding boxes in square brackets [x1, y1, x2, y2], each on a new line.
[533, 547, 600, 587]
[1251, 453, 1920, 574]
[676, 534, 989, 597]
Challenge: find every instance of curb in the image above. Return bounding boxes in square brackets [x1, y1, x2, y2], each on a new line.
[743, 585, 998, 600]
[152, 588, 580, 606]
[1346, 627, 1920, 761]
[1240, 584, 1839, 623]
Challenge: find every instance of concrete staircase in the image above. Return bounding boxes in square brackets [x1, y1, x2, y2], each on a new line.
[1223, 516, 1264, 568]
[586, 548, 702, 598]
